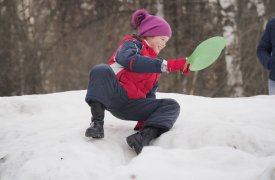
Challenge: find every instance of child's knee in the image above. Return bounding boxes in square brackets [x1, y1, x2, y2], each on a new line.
[165, 98, 180, 112]
[90, 64, 111, 78]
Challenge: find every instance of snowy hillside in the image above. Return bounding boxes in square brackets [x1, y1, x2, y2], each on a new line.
[1, 91, 275, 180]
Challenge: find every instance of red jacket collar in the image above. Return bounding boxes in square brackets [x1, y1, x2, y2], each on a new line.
[121, 35, 158, 58]
[141, 39, 157, 58]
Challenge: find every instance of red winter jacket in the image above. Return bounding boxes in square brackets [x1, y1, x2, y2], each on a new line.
[108, 35, 163, 99]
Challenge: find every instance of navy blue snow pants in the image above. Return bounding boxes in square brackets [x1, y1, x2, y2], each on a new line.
[85, 64, 180, 131]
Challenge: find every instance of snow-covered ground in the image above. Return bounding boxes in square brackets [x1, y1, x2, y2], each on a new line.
[1, 91, 275, 180]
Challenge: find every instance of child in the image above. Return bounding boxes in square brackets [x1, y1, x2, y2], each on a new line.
[85, 9, 190, 154]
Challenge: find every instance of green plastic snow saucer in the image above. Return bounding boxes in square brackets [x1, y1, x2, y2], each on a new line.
[187, 36, 226, 71]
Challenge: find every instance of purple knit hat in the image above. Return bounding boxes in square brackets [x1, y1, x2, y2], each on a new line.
[131, 9, 172, 37]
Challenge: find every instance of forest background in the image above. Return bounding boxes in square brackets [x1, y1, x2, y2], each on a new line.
[1, 0, 275, 97]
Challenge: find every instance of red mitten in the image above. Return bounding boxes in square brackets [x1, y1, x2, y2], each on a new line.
[183, 63, 191, 75]
[133, 120, 144, 131]
[167, 58, 189, 72]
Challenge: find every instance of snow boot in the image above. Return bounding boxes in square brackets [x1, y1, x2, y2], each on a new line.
[85, 101, 105, 138]
[126, 127, 162, 154]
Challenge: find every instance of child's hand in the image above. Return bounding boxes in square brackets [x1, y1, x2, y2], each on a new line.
[167, 58, 190, 74]
[183, 63, 191, 75]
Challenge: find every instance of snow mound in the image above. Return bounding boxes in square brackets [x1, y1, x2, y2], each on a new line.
[1, 91, 275, 180]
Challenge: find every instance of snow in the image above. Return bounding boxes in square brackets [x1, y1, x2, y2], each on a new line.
[1, 90, 275, 180]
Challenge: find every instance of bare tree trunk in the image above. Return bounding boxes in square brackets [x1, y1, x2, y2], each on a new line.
[220, 0, 244, 96]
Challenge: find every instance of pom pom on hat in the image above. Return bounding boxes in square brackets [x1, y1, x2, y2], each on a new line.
[131, 9, 149, 29]
[131, 9, 172, 37]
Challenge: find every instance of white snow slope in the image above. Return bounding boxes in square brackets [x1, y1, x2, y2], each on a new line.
[1, 91, 275, 180]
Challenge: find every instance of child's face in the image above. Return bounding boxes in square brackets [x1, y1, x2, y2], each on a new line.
[145, 36, 170, 54]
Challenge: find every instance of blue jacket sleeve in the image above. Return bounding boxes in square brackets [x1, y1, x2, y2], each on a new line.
[146, 81, 159, 99]
[115, 40, 163, 73]
[257, 19, 275, 70]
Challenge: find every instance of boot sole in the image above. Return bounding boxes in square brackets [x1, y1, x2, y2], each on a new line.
[85, 130, 104, 138]
[126, 136, 142, 154]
